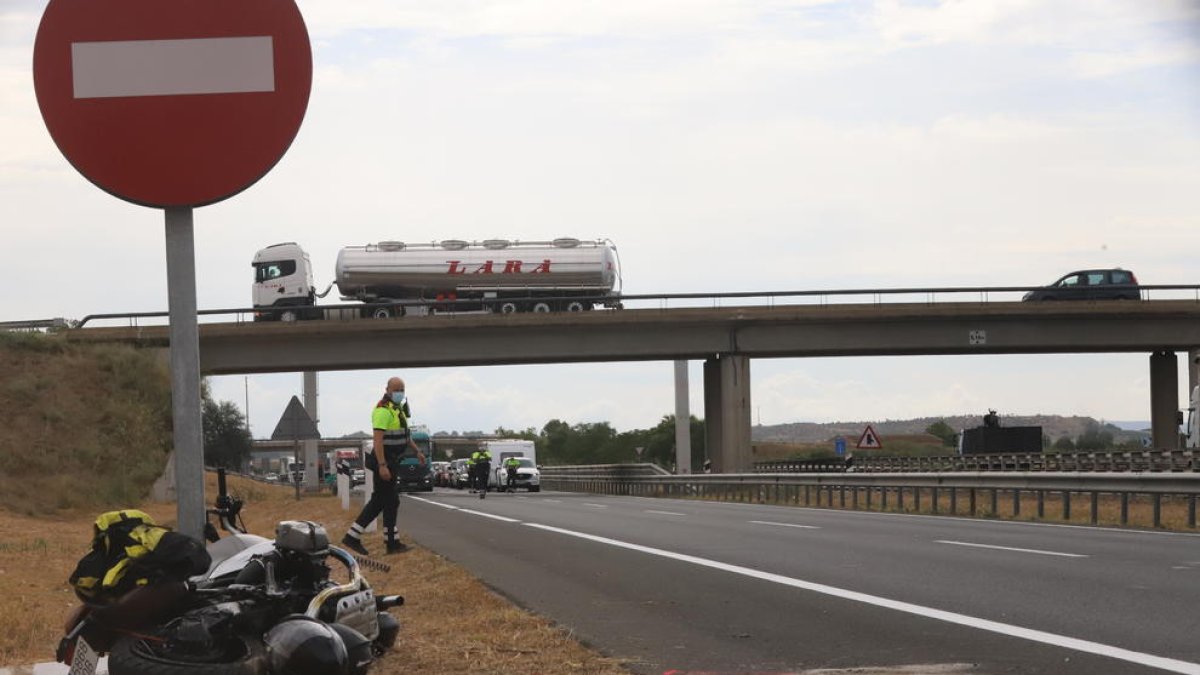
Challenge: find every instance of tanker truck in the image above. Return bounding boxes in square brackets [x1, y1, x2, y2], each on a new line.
[252, 238, 621, 320]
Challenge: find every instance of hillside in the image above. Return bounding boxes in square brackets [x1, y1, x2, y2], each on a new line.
[753, 414, 1149, 446]
[0, 331, 173, 514]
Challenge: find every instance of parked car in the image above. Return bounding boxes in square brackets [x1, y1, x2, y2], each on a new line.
[450, 458, 471, 489]
[1022, 268, 1140, 301]
[431, 461, 452, 488]
[263, 472, 279, 482]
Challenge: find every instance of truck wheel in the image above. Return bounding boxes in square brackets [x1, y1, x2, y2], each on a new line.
[280, 310, 298, 322]
[532, 302, 552, 313]
[371, 306, 394, 319]
[499, 302, 518, 315]
[565, 301, 585, 312]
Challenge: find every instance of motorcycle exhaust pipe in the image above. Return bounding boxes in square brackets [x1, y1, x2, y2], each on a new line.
[376, 594, 405, 610]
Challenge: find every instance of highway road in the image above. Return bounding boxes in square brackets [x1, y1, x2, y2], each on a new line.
[403, 489, 1200, 675]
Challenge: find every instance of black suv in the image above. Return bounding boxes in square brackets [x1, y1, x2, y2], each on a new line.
[1022, 269, 1140, 301]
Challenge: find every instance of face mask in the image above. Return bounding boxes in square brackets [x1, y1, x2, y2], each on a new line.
[391, 391, 405, 405]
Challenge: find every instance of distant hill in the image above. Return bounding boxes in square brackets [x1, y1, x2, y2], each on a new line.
[752, 414, 1149, 446]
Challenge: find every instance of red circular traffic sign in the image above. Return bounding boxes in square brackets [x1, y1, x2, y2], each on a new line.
[33, 0, 312, 208]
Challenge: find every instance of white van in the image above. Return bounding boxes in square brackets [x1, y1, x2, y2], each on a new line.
[483, 440, 540, 492]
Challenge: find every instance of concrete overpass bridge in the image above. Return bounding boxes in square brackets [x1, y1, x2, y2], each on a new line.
[66, 299, 1200, 471]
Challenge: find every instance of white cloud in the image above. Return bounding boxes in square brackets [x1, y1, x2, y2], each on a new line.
[4, 0, 1199, 438]
[872, 0, 1200, 77]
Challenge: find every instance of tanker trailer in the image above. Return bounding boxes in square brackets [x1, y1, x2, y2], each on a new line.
[252, 238, 621, 320]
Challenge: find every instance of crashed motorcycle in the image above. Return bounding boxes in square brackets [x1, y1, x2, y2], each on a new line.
[58, 469, 403, 675]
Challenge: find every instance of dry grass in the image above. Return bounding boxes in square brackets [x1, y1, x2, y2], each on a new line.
[0, 474, 631, 673]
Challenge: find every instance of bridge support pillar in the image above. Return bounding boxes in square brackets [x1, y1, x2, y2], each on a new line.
[302, 371, 321, 488]
[703, 355, 752, 472]
[674, 360, 692, 474]
[1189, 348, 1199, 399]
[1150, 351, 1178, 450]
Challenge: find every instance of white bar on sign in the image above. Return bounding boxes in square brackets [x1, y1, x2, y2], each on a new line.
[72, 36, 275, 99]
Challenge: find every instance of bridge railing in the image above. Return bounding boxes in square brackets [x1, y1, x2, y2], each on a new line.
[0, 318, 72, 332]
[52, 282, 1200, 328]
[538, 469, 1200, 529]
[754, 449, 1197, 474]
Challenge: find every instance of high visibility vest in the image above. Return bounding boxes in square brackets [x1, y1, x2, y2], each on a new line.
[372, 401, 410, 461]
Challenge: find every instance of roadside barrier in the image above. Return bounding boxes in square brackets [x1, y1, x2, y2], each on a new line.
[755, 449, 1197, 474]
[540, 467, 1200, 529]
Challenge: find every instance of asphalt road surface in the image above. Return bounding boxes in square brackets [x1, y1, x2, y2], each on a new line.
[403, 489, 1200, 675]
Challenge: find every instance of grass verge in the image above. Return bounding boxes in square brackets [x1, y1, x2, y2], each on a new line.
[0, 473, 631, 674]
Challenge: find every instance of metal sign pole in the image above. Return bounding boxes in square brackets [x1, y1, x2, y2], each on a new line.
[165, 207, 206, 539]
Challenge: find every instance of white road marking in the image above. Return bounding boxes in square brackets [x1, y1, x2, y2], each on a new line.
[935, 540, 1088, 558]
[523, 522, 1200, 675]
[407, 495, 459, 510]
[72, 37, 275, 99]
[750, 520, 820, 529]
[644, 510, 687, 516]
[583, 503, 608, 508]
[541, 499, 562, 503]
[456, 508, 521, 523]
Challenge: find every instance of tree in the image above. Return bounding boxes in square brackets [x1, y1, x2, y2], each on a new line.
[202, 388, 252, 470]
[1075, 421, 1114, 451]
[925, 420, 957, 447]
[1053, 436, 1076, 452]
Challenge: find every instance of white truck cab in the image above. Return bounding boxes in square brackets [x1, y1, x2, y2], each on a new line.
[252, 243, 315, 320]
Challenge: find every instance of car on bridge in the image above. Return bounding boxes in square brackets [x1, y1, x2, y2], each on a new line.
[1022, 268, 1140, 301]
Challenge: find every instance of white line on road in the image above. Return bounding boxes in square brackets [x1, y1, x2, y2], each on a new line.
[583, 503, 608, 508]
[408, 495, 460, 510]
[541, 499, 562, 503]
[644, 510, 687, 516]
[935, 540, 1088, 558]
[456, 508, 521, 523]
[523, 522, 1200, 675]
[749, 520, 820, 529]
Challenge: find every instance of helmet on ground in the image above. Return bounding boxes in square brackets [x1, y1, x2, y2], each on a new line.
[264, 616, 349, 675]
[328, 623, 373, 675]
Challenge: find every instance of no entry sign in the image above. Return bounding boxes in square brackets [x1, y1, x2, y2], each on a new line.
[33, 0, 312, 208]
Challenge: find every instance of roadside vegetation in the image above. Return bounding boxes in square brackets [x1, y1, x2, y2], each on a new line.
[0, 331, 173, 514]
[0, 333, 631, 672]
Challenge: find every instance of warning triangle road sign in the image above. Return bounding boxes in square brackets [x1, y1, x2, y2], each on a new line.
[856, 425, 882, 450]
[270, 395, 321, 441]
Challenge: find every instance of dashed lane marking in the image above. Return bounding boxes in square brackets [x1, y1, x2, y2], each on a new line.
[935, 540, 1088, 558]
[749, 520, 820, 529]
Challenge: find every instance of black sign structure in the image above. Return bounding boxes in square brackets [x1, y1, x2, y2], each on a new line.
[271, 395, 320, 441]
[270, 395, 320, 500]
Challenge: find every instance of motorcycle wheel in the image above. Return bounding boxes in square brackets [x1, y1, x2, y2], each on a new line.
[108, 634, 266, 675]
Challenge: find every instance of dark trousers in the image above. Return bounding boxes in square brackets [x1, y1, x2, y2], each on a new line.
[506, 468, 517, 490]
[473, 464, 490, 491]
[354, 462, 399, 540]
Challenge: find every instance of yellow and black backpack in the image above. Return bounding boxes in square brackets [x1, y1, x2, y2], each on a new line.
[68, 509, 211, 604]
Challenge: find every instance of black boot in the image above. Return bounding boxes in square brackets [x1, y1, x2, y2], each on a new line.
[341, 534, 369, 556]
[385, 540, 409, 555]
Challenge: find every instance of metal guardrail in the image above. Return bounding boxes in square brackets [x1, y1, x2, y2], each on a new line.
[0, 318, 71, 331]
[754, 449, 1197, 474]
[539, 468, 1200, 529]
[60, 282, 1200, 328]
[541, 462, 671, 477]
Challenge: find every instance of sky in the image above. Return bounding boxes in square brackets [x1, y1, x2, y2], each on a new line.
[2, 1, 1199, 439]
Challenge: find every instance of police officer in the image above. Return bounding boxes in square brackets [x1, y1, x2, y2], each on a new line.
[342, 377, 423, 556]
[503, 456, 521, 492]
[470, 447, 492, 499]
